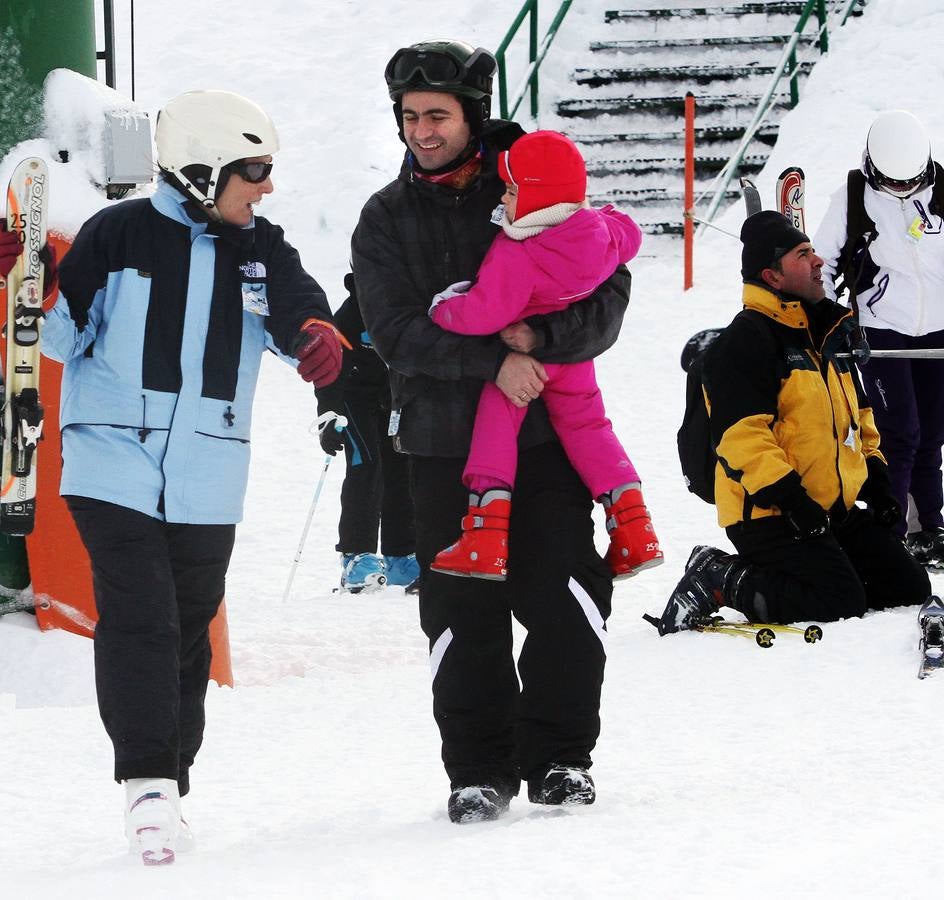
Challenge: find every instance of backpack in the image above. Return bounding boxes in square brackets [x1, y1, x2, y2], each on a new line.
[677, 310, 767, 504]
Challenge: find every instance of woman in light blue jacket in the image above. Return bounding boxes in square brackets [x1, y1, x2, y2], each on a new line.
[42, 89, 344, 866]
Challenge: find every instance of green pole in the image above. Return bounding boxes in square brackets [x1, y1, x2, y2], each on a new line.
[0, 0, 96, 602]
[0, 0, 97, 158]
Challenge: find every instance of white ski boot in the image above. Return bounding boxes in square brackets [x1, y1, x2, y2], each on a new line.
[124, 778, 181, 866]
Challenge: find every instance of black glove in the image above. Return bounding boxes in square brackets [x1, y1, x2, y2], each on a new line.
[858, 456, 901, 530]
[780, 488, 830, 540]
[318, 414, 346, 456]
[39, 242, 59, 301]
[847, 326, 871, 366]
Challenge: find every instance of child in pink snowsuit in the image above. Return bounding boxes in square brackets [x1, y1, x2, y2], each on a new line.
[428, 130, 662, 582]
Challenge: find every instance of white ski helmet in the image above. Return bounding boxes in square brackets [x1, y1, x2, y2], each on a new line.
[155, 89, 280, 208]
[865, 110, 932, 198]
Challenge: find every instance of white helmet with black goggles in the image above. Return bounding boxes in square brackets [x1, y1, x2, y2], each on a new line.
[156, 89, 279, 208]
[865, 109, 933, 199]
[385, 40, 496, 100]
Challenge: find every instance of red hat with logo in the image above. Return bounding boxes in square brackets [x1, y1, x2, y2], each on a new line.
[498, 130, 587, 219]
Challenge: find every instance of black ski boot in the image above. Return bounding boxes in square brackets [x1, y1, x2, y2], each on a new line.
[447, 785, 511, 824]
[527, 765, 595, 806]
[657, 545, 749, 635]
[906, 528, 944, 570]
[919, 595, 944, 635]
[918, 596, 944, 678]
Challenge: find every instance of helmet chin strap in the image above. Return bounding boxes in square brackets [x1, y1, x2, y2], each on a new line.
[179, 163, 225, 214]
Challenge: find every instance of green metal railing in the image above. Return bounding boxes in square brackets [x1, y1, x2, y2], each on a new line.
[496, 0, 572, 121]
[699, 0, 867, 228]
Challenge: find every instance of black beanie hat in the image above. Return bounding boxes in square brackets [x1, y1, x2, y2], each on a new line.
[740, 210, 810, 280]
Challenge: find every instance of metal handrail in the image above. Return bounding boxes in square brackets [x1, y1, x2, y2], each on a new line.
[698, 0, 866, 229]
[496, 0, 573, 121]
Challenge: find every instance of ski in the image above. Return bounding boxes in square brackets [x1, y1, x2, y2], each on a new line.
[918, 596, 944, 679]
[0, 157, 49, 536]
[642, 613, 823, 647]
[740, 176, 762, 217]
[696, 616, 823, 646]
[777, 166, 806, 231]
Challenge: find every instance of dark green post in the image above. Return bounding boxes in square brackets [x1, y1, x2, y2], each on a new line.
[529, 0, 538, 120]
[816, 0, 829, 53]
[0, 0, 97, 159]
[0, 0, 96, 603]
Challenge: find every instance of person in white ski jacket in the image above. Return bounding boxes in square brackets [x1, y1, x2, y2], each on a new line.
[41, 90, 344, 865]
[814, 109, 944, 566]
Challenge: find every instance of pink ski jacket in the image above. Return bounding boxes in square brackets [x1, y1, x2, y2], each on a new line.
[431, 205, 642, 335]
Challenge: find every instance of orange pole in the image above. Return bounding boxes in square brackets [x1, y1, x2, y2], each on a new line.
[683, 92, 695, 291]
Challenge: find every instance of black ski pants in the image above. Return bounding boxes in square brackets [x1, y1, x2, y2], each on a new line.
[728, 506, 930, 623]
[66, 497, 235, 796]
[410, 441, 613, 794]
[859, 326, 944, 535]
[336, 389, 414, 557]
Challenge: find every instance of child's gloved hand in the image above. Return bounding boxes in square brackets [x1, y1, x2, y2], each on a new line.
[428, 280, 472, 316]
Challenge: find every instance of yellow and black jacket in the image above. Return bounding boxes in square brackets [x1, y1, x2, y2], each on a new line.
[703, 282, 884, 528]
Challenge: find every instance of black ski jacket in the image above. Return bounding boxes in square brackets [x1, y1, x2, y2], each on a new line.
[315, 274, 391, 418]
[351, 119, 632, 457]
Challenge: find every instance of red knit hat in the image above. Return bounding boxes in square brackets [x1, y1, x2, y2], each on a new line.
[498, 130, 587, 219]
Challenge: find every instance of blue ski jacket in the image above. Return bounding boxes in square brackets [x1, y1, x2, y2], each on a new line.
[42, 181, 330, 524]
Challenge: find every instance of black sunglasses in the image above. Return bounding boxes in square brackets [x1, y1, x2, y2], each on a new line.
[227, 160, 273, 184]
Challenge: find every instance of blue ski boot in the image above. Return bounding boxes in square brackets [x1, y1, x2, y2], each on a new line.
[340, 553, 386, 594]
[383, 554, 420, 588]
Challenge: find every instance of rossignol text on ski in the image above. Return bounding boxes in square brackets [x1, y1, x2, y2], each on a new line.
[0, 157, 49, 536]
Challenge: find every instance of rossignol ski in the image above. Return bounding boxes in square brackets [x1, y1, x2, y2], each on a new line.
[918, 596, 944, 679]
[1, 157, 49, 536]
[777, 167, 806, 231]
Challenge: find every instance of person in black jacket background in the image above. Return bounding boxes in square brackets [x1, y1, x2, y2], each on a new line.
[316, 274, 418, 593]
[352, 40, 632, 823]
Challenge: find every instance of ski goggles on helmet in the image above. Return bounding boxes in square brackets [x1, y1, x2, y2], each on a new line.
[226, 159, 273, 184]
[866, 155, 931, 198]
[384, 45, 495, 98]
[875, 171, 929, 197]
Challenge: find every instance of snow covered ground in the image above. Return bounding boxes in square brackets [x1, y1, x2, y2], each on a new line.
[3, 1, 944, 897]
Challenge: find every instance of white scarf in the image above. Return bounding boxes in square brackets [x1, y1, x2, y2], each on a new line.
[501, 200, 589, 241]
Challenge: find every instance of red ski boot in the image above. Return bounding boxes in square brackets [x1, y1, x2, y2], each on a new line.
[601, 485, 663, 580]
[431, 489, 511, 581]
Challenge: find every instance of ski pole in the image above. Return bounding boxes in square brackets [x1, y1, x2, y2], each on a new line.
[282, 412, 348, 603]
[836, 349, 944, 359]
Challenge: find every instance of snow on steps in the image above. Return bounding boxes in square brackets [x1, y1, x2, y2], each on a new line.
[550, 1, 867, 235]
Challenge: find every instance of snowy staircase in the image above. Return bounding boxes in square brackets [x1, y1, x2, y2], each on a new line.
[550, 1, 865, 235]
